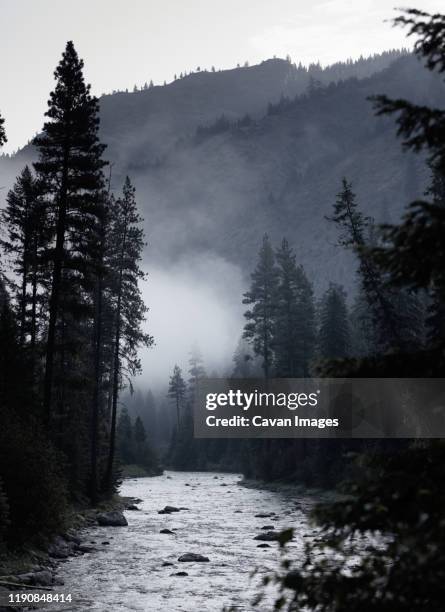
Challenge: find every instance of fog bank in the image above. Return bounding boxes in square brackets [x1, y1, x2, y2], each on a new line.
[138, 253, 246, 389]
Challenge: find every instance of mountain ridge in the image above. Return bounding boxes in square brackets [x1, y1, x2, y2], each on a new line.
[1, 49, 436, 296]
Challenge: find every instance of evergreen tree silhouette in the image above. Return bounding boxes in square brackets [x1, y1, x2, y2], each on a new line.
[243, 234, 279, 378]
[33, 41, 108, 424]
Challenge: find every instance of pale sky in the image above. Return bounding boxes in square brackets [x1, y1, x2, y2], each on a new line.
[1, 0, 444, 153]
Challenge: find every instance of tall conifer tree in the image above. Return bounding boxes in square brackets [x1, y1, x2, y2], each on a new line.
[168, 365, 187, 428]
[318, 284, 350, 360]
[1, 167, 48, 353]
[104, 177, 153, 490]
[331, 179, 409, 351]
[188, 346, 206, 398]
[33, 41, 108, 423]
[273, 239, 316, 377]
[243, 234, 279, 378]
[0, 111, 6, 147]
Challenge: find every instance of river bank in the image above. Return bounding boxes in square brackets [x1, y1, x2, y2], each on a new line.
[0, 494, 139, 608]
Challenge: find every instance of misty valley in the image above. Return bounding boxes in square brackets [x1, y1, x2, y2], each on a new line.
[1, 5, 445, 612]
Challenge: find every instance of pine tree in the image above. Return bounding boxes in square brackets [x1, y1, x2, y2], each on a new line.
[188, 345, 206, 399]
[89, 188, 111, 501]
[0, 166, 49, 353]
[318, 284, 350, 360]
[273, 238, 299, 377]
[243, 234, 279, 378]
[0, 111, 6, 147]
[349, 289, 377, 357]
[330, 179, 406, 351]
[134, 415, 146, 444]
[104, 177, 153, 490]
[116, 407, 134, 464]
[168, 365, 187, 428]
[273, 239, 316, 377]
[33, 41, 108, 424]
[232, 336, 260, 377]
[297, 266, 317, 375]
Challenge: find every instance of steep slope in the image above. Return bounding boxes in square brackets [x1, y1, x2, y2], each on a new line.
[1, 51, 436, 296]
[126, 54, 444, 292]
[98, 51, 404, 167]
[0, 51, 403, 197]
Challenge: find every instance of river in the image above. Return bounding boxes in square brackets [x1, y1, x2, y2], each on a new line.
[47, 471, 319, 611]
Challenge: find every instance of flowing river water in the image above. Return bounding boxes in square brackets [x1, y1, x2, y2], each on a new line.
[46, 471, 320, 611]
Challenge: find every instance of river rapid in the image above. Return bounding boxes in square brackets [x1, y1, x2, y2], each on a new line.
[47, 471, 319, 611]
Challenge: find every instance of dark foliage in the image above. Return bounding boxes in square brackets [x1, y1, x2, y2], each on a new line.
[266, 10, 445, 611]
[0, 111, 6, 146]
[0, 43, 152, 547]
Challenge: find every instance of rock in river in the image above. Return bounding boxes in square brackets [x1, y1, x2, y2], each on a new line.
[160, 529, 175, 535]
[77, 544, 97, 553]
[97, 511, 128, 526]
[158, 505, 180, 514]
[178, 553, 210, 563]
[254, 531, 279, 542]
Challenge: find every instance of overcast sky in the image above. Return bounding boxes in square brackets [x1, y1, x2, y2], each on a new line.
[1, 0, 444, 152]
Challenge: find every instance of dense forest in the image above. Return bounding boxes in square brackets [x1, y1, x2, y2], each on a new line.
[0, 42, 159, 550]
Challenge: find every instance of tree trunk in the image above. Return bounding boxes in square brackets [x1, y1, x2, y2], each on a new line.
[19, 261, 27, 346]
[90, 271, 103, 503]
[43, 154, 69, 424]
[104, 214, 128, 491]
[104, 290, 122, 491]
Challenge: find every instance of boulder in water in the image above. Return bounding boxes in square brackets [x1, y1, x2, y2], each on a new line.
[78, 544, 96, 554]
[158, 505, 180, 514]
[160, 529, 175, 535]
[254, 531, 279, 542]
[172, 571, 188, 576]
[97, 511, 128, 526]
[178, 553, 209, 562]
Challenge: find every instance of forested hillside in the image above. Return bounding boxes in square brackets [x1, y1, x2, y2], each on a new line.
[1, 49, 435, 293]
